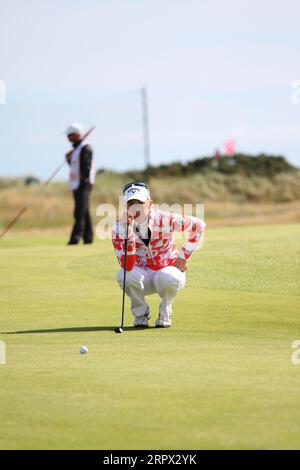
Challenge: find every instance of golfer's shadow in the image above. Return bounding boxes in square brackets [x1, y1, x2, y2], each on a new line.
[1, 325, 156, 335]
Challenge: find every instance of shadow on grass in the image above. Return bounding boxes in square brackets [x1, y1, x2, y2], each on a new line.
[1, 325, 157, 335]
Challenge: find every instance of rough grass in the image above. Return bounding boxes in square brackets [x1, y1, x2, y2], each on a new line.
[1, 172, 300, 231]
[0, 225, 299, 449]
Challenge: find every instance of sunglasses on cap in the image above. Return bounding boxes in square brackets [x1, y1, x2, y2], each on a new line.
[123, 181, 149, 194]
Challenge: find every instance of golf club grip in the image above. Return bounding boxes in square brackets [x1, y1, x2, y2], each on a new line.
[0, 206, 27, 239]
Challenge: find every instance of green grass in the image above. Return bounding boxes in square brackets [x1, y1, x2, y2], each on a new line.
[0, 224, 299, 449]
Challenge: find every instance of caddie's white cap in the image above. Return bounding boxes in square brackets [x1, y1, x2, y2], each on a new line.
[123, 184, 150, 204]
[65, 122, 83, 136]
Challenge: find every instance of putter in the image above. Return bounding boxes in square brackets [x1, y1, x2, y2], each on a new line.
[115, 219, 129, 334]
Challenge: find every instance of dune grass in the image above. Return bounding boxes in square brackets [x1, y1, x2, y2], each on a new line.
[1, 171, 300, 231]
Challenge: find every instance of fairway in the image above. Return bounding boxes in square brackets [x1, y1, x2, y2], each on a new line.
[0, 224, 300, 450]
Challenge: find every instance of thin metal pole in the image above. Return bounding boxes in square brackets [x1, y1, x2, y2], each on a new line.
[141, 86, 150, 176]
[120, 221, 129, 329]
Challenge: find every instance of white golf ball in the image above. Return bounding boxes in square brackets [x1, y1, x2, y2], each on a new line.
[80, 345, 88, 354]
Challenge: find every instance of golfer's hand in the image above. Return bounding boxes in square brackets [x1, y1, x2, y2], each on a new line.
[119, 213, 134, 226]
[119, 213, 135, 237]
[174, 257, 187, 272]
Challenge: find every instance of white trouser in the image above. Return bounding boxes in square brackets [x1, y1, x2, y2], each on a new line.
[116, 265, 186, 320]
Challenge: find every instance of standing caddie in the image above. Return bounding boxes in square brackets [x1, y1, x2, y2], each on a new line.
[65, 122, 95, 245]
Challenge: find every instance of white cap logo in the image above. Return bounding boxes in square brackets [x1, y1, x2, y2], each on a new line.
[124, 185, 150, 203]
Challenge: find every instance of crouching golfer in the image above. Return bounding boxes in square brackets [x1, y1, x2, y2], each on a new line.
[112, 182, 206, 328]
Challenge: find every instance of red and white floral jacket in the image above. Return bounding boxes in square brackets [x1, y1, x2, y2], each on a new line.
[112, 208, 206, 271]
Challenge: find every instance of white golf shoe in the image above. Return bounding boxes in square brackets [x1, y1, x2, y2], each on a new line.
[155, 312, 172, 328]
[133, 309, 151, 328]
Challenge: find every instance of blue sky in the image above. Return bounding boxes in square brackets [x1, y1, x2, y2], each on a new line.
[1, 0, 300, 180]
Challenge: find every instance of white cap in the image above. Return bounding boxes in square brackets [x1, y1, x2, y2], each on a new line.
[123, 184, 150, 203]
[65, 122, 83, 136]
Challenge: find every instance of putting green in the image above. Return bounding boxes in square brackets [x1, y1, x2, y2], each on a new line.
[0, 224, 299, 449]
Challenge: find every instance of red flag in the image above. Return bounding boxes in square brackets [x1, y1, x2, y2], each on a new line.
[224, 139, 235, 156]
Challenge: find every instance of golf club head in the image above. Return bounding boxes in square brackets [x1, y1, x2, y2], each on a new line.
[115, 327, 124, 334]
